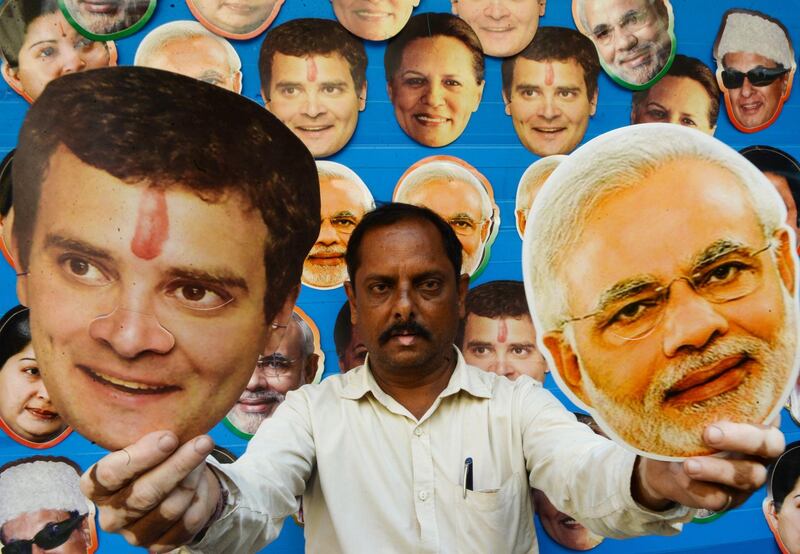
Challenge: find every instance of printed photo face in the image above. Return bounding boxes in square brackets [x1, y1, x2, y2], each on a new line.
[462, 314, 547, 382]
[631, 75, 716, 134]
[62, 0, 152, 37]
[721, 52, 790, 130]
[547, 158, 797, 458]
[387, 36, 484, 148]
[331, 0, 418, 41]
[533, 489, 604, 550]
[576, 0, 673, 86]
[2, 10, 113, 102]
[504, 57, 596, 156]
[451, 0, 546, 58]
[16, 146, 276, 451]
[265, 53, 365, 158]
[189, 0, 280, 37]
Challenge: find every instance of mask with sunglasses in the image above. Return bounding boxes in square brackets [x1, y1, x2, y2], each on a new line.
[2, 511, 87, 554]
[721, 65, 789, 88]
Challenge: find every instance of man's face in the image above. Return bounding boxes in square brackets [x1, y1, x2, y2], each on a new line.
[302, 175, 368, 289]
[191, 0, 278, 35]
[631, 75, 715, 135]
[765, 172, 800, 239]
[722, 52, 789, 130]
[64, 0, 149, 35]
[387, 36, 485, 148]
[504, 58, 596, 156]
[140, 35, 240, 93]
[582, 0, 671, 85]
[331, 0, 418, 41]
[400, 177, 491, 275]
[533, 489, 604, 550]
[451, 0, 545, 58]
[265, 53, 365, 158]
[3, 12, 111, 102]
[226, 317, 316, 435]
[16, 146, 281, 450]
[462, 314, 547, 382]
[0, 343, 66, 443]
[771, 478, 800, 554]
[546, 158, 797, 457]
[1, 509, 89, 554]
[346, 219, 467, 373]
[338, 322, 367, 372]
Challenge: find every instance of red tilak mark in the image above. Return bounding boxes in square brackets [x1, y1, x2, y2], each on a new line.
[544, 62, 555, 87]
[497, 319, 508, 343]
[131, 187, 169, 260]
[306, 57, 318, 82]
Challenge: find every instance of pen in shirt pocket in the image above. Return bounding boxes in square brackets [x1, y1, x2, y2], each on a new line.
[462, 457, 473, 498]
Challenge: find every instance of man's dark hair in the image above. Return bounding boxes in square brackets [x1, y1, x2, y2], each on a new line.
[333, 301, 352, 358]
[501, 26, 600, 100]
[0, 305, 30, 368]
[384, 13, 484, 84]
[741, 145, 800, 227]
[631, 54, 721, 128]
[259, 18, 367, 96]
[345, 203, 462, 284]
[457, 280, 531, 348]
[13, 67, 320, 324]
[0, 0, 62, 67]
[769, 441, 800, 511]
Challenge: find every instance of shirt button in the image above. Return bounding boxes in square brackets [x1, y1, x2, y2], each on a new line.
[414, 428, 423, 436]
[418, 491, 428, 501]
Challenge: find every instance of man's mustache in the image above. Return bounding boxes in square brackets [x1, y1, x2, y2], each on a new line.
[378, 320, 432, 345]
[238, 390, 286, 403]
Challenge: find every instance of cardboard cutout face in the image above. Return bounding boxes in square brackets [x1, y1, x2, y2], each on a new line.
[394, 156, 499, 278]
[331, 0, 419, 41]
[572, 0, 676, 89]
[630, 70, 718, 135]
[451, 0, 546, 58]
[0, 4, 117, 103]
[60, 0, 154, 39]
[524, 124, 800, 460]
[515, 156, 566, 239]
[302, 162, 373, 290]
[187, 0, 283, 40]
[713, 10, 795, 133]
[135, 21, 242, 93]
[224, 307, 322, 438]
[765, 443, 800, 554]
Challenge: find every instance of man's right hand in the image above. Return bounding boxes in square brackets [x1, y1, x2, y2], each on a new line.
[80, 431, 221, 553]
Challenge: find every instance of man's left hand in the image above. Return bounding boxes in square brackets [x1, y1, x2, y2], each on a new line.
[633, 420, 784, 512]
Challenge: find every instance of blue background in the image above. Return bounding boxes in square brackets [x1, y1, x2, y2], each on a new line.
[1, 0, 799, 551]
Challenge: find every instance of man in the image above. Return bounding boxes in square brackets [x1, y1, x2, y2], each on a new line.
[501, 27, 599, 157]
[10, 67, 319, 451]
[259, 18, 367, 158]
[631, 54, 720, 135]
[458, 280, 548, 382]
[394, 158, 497, 276]
[741, 146, 800, 240]
[451, 0, 546, 58]
[62, 0, 150, 36]
[515, 155, 565, 238]
[0, 456, 94, 554]
[333, 301, 367, 373]
[574, 0, 673, 86]
[84, 202, 784, 553]
[226, 312, 319, 436]
[303, 161, 374, 289]
[331, 0, 419, 41]
[189, 0, 280, 37]
[134, 20, 242, 93]
[713, 9, 795, 131]
[526, 124, 798, 459]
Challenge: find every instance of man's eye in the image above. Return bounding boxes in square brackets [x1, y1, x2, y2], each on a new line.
[700, 262, 746, 287]
[519, 88, 538, 98]
[608, 299, 659, 326]
[449, 219, 475, 230]
[594, 28, 611, 41]
[322, 85, 344, 94]
[279, 86, 298, 96]
[59, 256, 111, 286]
[470, 346, 491, 356]
[510, 346, 533, 356]
[419, 279, 441, 292]
[75, 38, 94, 50]
[369, 282, 389, 294]
[558, 90, 577, 99]
[331, 217, 357, 228]
[166, 283, 233, 311]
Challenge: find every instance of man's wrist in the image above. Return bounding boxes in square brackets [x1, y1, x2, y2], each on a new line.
[193, 466, 228, 544]
[631, 457, 676, 512]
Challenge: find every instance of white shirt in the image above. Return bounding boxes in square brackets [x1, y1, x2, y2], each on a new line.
[194, 349, 691, 553]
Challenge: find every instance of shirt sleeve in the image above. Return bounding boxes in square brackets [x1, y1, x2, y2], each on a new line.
[519, 383, 694, 538]
[188, 387, 317, 553]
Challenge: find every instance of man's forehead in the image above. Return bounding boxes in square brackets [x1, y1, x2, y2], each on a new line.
[408, 177, 483, 207]
[272, 51, 353, 79]
[516, 57, 586, 85]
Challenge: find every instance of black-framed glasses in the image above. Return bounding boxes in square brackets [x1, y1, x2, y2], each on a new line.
[721, 66, 789, 89]
[2, 511, 87, 554]
[560, 243, 773, 341]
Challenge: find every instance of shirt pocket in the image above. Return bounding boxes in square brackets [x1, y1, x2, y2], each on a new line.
[447, 471, 534, 554]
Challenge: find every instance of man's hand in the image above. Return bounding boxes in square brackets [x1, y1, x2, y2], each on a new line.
[633, 420, 784, 512]
[80, 431, 221, 553]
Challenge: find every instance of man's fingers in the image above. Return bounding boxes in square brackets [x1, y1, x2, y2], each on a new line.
[703, 421, 785, 459]
[81, 431, 179, 500]
[683, 456, 768, 492]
